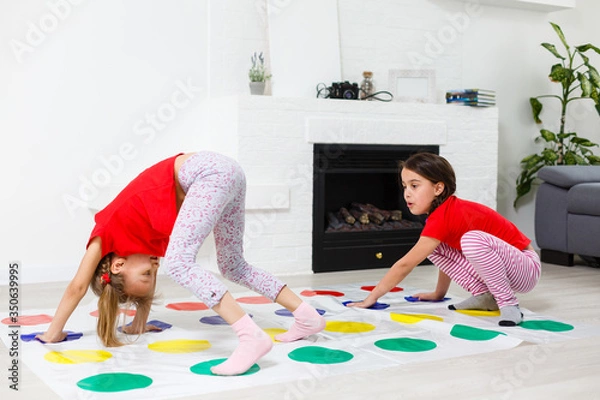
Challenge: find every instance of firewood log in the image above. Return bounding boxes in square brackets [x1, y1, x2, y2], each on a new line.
[390, 210, 402, 221]
[350, 203, 385, 225]
[349, 208, 370, 224]
[327, 212, 344, 230]
[339, 207, 356, 225]
[365, 203, 391, 221]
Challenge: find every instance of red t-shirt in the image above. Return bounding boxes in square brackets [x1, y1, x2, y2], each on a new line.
[87, 154, 183, 258]
[420, 196, 530, 251]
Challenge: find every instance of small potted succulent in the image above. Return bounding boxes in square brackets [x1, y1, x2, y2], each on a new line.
[248, 51, 271, 95]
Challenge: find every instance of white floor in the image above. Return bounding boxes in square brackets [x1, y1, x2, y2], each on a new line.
[1, 260, 600, 400]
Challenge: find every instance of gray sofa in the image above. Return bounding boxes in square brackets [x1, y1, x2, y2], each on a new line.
[535, 165, 600, 266]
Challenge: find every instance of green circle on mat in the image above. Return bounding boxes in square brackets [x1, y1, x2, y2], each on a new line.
[190, 358, 260, 376]
[77, 373, 152, 392]
[450, 324, 506, 341]
[288, 346, 354, 364]
[375, 338, 437, 352]
[519, 320, 574, 332]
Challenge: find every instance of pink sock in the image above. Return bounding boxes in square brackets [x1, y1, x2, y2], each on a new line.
[274, 302, 326, 342]
[210, 314, 273, 376]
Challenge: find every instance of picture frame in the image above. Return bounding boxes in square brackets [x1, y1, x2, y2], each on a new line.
[388, 69, 436, 103]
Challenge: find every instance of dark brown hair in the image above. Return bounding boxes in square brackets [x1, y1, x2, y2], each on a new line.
[400, 152, 456, 213]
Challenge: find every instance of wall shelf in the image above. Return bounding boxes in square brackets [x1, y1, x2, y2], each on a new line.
[455, 0, 575, 12]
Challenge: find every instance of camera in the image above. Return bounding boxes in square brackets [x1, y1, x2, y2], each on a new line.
[329, 81, 360, 100]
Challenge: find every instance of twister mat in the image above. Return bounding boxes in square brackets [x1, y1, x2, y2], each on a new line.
[2, 283, 599, 399]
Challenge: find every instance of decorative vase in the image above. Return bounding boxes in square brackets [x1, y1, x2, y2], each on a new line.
[249, 82, 266, 95]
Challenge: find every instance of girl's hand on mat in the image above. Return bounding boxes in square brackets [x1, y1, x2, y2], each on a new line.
[35, 331, 67, 343]
[412, 292, 443, 301]
[145, 323, 163, 332]
[122, 324, 163, 335]
[346, 298, 376, 308]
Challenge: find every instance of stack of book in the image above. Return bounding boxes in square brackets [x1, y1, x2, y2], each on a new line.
[446, 89, 496, 107]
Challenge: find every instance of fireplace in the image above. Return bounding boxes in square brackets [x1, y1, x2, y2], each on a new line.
[312, 143, 438, 273]
[205, 96, 498, 276]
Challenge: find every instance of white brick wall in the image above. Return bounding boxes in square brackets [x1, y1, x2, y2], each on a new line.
[201, 0, 500, 277]
[207, 95, 498, 276]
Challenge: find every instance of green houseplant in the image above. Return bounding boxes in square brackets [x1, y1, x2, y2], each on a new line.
[514, 22, 600, 207]
[248, 51, 271, 95]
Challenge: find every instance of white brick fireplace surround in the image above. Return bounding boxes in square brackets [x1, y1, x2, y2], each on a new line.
[205, 96, 499, 276]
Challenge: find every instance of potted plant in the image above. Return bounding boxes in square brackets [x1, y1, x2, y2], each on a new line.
[514, 22, 600, 207]
[248, 51, 271, 95]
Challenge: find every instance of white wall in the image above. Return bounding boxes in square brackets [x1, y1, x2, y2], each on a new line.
[1, 0, 599, 284]
[0, 0, 213, 284]
[494, 0, 600, 239]
[337, 0, 600, 242]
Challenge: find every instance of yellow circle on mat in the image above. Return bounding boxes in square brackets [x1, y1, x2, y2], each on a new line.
[390, 313, 444, 324]
[455, 310, 501, 317]
[264, 328, 287, 342]
[148, 339, 211, 353]
[325, 321, 375, 333]
[44, 350, 112, 364]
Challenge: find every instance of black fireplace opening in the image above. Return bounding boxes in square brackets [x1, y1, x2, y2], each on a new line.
[312, 143, 439, 273]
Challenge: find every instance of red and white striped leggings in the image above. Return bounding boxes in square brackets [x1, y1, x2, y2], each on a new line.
[428, 231, 541, 308]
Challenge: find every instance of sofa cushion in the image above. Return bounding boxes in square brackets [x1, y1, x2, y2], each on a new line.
[568, 183, 600, 216]
[535, 182, 569, 252]
[568, 214, 600, 257]
[538, 166, 600, 189]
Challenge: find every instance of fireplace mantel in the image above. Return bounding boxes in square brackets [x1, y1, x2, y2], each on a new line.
[205, 95, 499, 275]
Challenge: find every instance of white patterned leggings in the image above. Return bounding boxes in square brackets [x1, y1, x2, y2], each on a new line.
[164, 151, 285, 308]
[428, 231, 541, 308]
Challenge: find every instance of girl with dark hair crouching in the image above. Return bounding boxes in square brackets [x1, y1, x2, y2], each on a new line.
[349, 152, 541, 327]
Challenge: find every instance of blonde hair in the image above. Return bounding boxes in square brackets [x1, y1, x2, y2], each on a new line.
[90, 253, 154, 347]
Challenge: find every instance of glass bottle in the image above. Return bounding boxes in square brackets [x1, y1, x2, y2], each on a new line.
[360, 71, 374, 100]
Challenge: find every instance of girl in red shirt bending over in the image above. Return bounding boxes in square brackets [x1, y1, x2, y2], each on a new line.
[349, 152, 541, 326]
[37, 151, 325, 375]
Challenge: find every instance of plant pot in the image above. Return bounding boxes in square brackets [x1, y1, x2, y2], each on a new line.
[249, 82, 265, 95]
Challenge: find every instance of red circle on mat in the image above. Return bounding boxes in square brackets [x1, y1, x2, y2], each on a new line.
[361, 285, 403, 292]
[300, 290, 345, 297]
[90, 309, 136, 317]
[2, 314, 53, 326]
[165, 302, 209, 311]
[236, 296, 271, 304]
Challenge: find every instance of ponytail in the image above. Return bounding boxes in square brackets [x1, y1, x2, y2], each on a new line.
[90, 252, 129, 347]
[97, 284, 124, 347]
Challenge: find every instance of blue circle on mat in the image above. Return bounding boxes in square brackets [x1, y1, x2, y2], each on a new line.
[21, 331, 83, 343]
[200, 314, 253, 325]
[342, 301, 390, 310]
[274, 308, 326, 317]
[200, 315, 228, 325]
[404, 296, 451, 303]
[117, 320, 172, 333]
